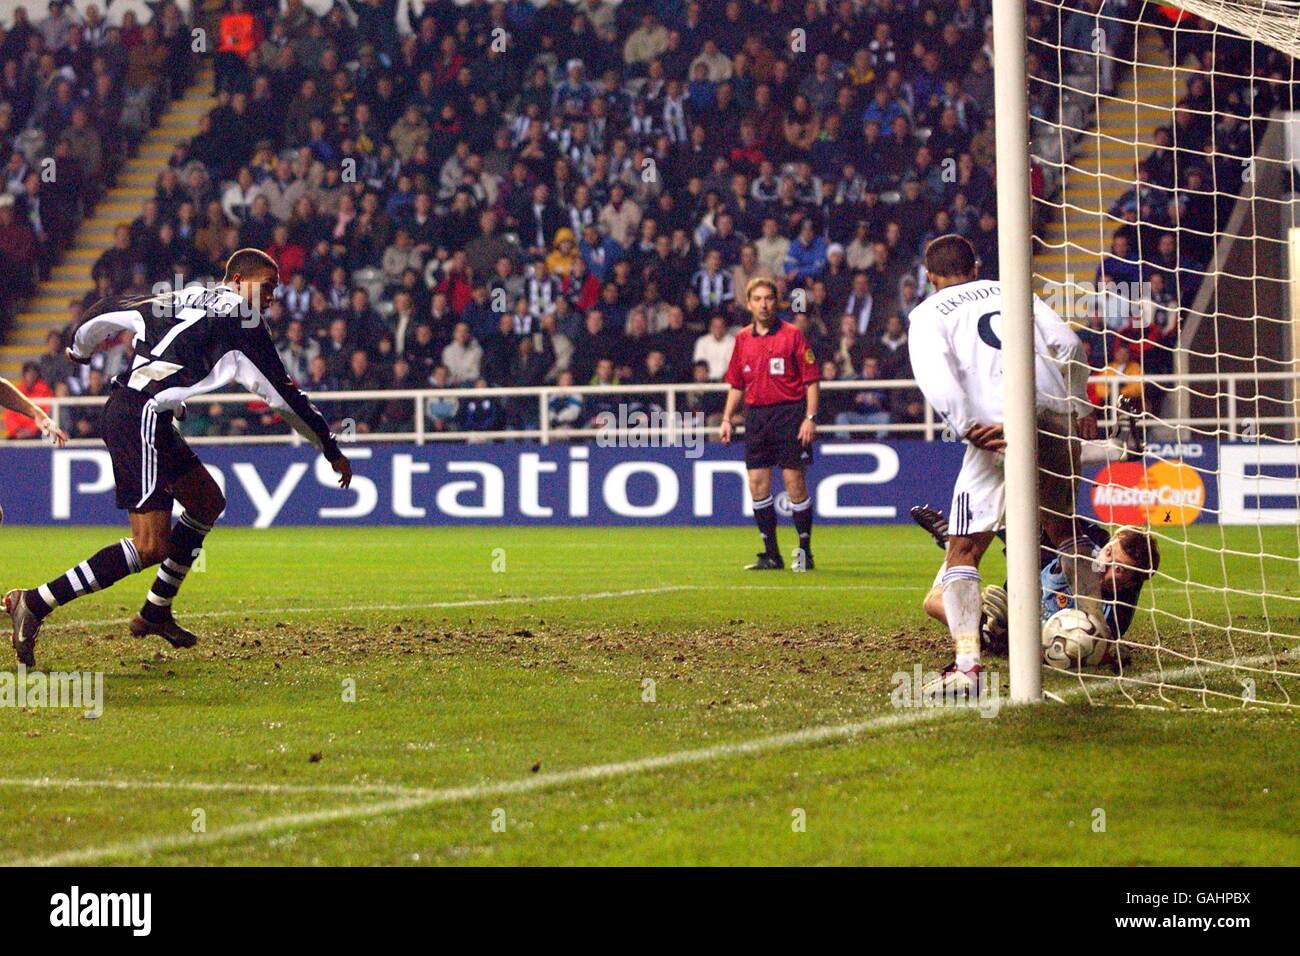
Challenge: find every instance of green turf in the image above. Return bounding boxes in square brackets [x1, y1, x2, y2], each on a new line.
[0, 524, 1296, 865]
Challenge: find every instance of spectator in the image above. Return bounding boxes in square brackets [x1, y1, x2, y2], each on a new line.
[425, 364, 460, 433]
[691, 249, 735, 314]
[442, 321, 483, 386]
[784, 219, 828, 282]
[876, 314, 911, 378]
[459, 378, 502, 433]
[598, 183, 642, 250]
[1129, 270, 1178, 377]
[578, 223, 623, 282]
[0, 194, 38, 304]
[404, 322, 441, 379]
[338, 349, 384, 433]
[4, 362, 53, 439]
[833, 313, 865, 379]
[277, 319, 320, 385]
[582, 358, 621, 426]
[693, 315, 736, 381]
[1077, 309, 1110, 372]
[1093, 341, 1145, 410]
[69, 368, 109, 439]
[376, 357, 417, 432]
[836, 354, 892, 435]
[755, 217, 790, 277]
[321, 316, 355, 378]
[548, 369, 583, 432]
[1096, 231, 1143, 329]
[37, 330, 74, 391]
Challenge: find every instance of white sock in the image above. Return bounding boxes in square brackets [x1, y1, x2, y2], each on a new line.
[942, 566, 983, 671]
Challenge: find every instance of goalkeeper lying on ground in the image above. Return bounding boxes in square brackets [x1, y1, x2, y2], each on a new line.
[911, 505, 1160, 656]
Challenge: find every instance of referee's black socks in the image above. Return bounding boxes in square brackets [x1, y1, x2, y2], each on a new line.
[790, 495, 813, 555]
[752, 495, 780, 557]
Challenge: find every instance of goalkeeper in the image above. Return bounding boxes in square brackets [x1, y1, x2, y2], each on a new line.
[911, 504, 1160, 656]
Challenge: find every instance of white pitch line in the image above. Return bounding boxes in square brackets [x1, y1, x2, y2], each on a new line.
[40, 583, 920, 632]
[4, 703, 979, 867]
[41, 585, 699, 631]
[2, 654, 1288, 866]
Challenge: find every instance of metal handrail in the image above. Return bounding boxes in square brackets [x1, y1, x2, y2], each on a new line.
[2, 371, 1294, 447]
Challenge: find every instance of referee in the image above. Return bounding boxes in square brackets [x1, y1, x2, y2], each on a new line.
[720, 277, 821, 571]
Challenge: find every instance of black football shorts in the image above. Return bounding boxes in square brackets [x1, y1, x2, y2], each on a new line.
[743, 400, 813, 471]
[103, 385, 203, 513]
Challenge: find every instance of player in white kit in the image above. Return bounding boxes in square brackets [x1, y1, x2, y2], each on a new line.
[906, 235, 1106, 696]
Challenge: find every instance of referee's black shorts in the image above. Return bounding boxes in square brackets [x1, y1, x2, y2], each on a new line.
[103, 384, 203, 513]
[743, 400, 813, 471]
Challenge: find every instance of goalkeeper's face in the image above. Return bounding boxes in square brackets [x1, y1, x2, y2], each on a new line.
[1096, 539, 1141, 598]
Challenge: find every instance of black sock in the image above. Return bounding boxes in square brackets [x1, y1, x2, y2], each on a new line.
[140, 512, 212, 623]
[25, 539, 143, 618]
[790, 496, 813, 553]
[752, 495, 780, 557]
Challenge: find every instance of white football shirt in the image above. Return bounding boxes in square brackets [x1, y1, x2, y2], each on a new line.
[906, 278, 1088, 438]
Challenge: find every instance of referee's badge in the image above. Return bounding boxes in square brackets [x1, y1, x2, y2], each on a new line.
[768, 356, 785, 375]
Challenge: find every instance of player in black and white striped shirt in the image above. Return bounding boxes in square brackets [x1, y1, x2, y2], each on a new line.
[4, 249, 352, 667]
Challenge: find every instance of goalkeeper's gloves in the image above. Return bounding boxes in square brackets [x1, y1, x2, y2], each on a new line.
[979, 585, 1009, 655]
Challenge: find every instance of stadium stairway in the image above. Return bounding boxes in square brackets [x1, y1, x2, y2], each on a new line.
[1032, 28, 1198, 313]
[0, 68, 217, 380]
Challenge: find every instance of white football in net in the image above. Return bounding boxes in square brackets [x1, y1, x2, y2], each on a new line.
[1041, 608, 1112, 668]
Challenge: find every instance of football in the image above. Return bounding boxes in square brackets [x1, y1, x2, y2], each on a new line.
[1042, 608, 1112, 668]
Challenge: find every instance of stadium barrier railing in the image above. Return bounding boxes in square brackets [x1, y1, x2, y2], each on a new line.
[0, 372, 1287, 447]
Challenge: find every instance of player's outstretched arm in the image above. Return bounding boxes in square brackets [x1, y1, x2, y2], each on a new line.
[0, 377, 69, 446]
[233, 324, 351, 486]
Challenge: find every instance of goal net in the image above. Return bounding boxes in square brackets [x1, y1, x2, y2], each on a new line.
[1026, 0, 1300, 707]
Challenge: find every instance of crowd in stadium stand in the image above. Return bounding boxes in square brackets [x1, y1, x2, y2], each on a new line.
[1, 0, 1288, 440]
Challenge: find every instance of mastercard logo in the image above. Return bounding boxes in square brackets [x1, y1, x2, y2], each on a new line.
[1092, 460, 1206, 526]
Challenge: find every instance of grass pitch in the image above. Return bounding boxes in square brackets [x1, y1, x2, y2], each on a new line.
[0, 524, 1297, 866]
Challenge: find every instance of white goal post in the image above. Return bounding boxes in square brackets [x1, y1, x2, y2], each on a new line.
[1001, 0, 1300, 707]
[992, 0, 1046, 704]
